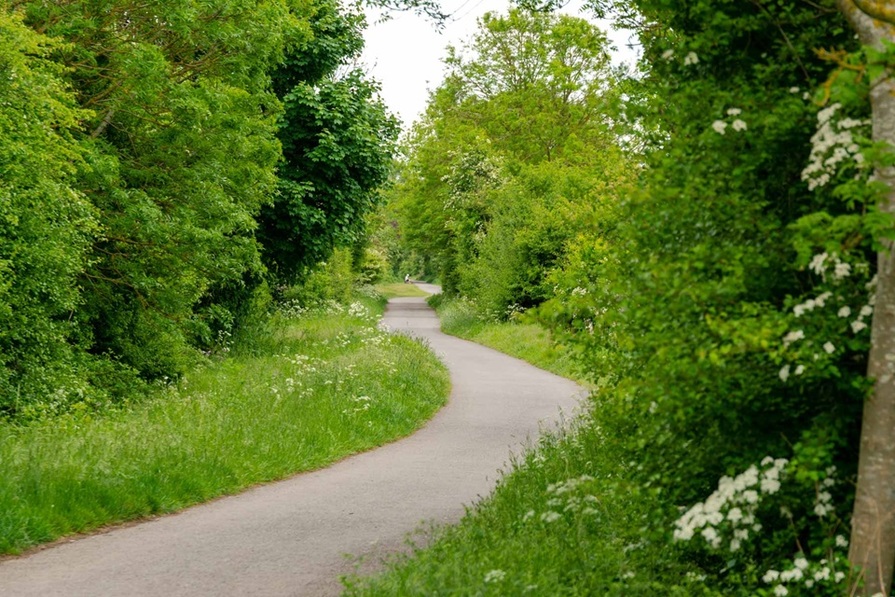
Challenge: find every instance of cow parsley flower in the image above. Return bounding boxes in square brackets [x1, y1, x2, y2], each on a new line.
[732, 119, 747, 131]
[823, 341, 836, 354]
[684, 51, 699, 65]
[838, 306, 851, 318]
[727, 107, 742, 116]
[712, 120, 728, 134]
[851, 320, 867, 333]
[661, 49, 675, 60]
[484, 569, 506, 583]
[779, 365, 790, 382]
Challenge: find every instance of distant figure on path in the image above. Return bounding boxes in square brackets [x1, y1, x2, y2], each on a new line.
[404, 274, 410, 283]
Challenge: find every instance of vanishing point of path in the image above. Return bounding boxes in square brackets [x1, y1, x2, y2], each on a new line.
[0, 287, 584, 596]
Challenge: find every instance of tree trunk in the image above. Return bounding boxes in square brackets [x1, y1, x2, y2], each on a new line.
[837, 2, 895, 595]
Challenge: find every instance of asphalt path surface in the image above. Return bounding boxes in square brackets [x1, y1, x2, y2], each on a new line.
[0, 286, 584, 596]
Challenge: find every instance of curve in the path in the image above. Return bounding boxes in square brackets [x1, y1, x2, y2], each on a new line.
[0, 293, 583, 597]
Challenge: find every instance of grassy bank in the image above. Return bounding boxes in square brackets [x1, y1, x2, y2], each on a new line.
[342, 296, 696, 596]
[376, 282, 430, 299]
[431, 295, 585, 385]
[0, 297, 449, 555]
[343, 409, 693, 596]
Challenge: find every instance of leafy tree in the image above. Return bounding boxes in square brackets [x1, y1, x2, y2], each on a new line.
[390, 8, 628, 312]
[259, 0, 399, 283]
[0, 10, 98, 416]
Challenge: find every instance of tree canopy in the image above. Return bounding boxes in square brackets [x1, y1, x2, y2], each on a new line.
[0, 0, 397, 418]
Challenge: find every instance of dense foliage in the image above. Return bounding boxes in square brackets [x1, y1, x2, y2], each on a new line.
[0, 0, 397, 420]
[380, 0, 895, 593]
[388, 8, 635, 315]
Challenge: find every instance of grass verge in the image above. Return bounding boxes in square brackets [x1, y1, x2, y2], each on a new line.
[376, 282, 430, 299]
[432, 296, 587, 386]
[0, 297, 449, 555]
[342, 410, 693, 596]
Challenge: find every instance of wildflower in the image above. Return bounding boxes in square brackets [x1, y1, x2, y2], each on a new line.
[781, 568, 803, 582]
[730, 538, 741, 551]
[823, 341, 836, 354]
[789, 86, 800, 93]
[779, 365, 790, 382]
[712, 120, 728, 134]
[732, 119, 747, 132]
[835, 535, 849, 548]
[727, 108, 742, 116]
[834, 571, 846, 582]
[783, 330, 805, 345]
[763, 570, 781, 583]
[484, 569, 506, 583]
[661, 49, 675, 60]
[838, 306, 851, 318]
[761, 477, 781, 494]
[727, 507, 743, 522]
[795, 365, 805, 376]
[774, 585, 789, 596]
[540, 511, 561, 523]
[860, 305, 873, 317]
[809, 252, 828, 275]
[834, 261, 852, 280]
[851, 320, 868, 333]
[794, 557, 809, 570]
[684, 51, 699, 65]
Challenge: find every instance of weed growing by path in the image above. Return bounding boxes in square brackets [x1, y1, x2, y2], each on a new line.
[0, 298, 449, 555]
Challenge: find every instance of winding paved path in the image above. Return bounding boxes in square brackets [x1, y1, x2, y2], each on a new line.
[0, 288, 583, 596]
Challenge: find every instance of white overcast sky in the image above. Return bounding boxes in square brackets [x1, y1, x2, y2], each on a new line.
[360, 0, 639, 129]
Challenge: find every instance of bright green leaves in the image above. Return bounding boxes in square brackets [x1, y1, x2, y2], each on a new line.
[0, 11, 99, 416]
[388, 8, 627, 312]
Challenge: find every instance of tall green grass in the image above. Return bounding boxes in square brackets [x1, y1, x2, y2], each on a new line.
[343, 411, 697, 596]
[375, 282, 430, 299]
[434, 296, 586, 385]
[0, 298, 449, 555]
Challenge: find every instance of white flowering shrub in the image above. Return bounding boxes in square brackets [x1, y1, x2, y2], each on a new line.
[673, 456, 854, 596]
[801, 102, 870, 191]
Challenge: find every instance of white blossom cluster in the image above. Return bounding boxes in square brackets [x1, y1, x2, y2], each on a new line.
[711, 107, 747, 135]
[777, 256, 875, 381]
[347, 300, 373, 319]
[523, 474, 601, 526]
[761, 551, 849, 596]
[801, 102, 869, 190]
[673, 457, 787, 551]
[813, 465, 838, 518]
[807, 251, 868, 283]
[661, 49, 699, 66]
